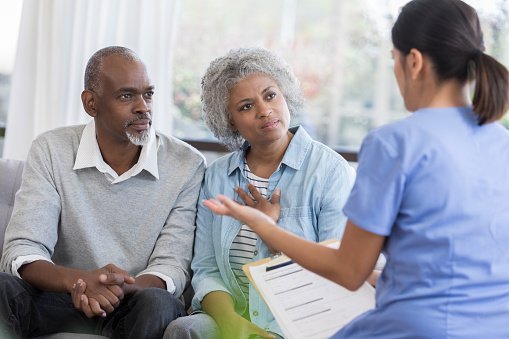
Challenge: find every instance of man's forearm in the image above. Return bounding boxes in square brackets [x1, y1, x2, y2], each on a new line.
[131, 274, 166, 291]
[19, 260, 83, 293]
[103, 273, 167, 296]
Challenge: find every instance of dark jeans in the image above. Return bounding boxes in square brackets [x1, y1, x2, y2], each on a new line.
[0, 272, 186, 339]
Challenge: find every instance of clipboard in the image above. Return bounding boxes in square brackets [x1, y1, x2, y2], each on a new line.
[242, 239, 375, 339]
[242, 239, 340, 278]
[242, 239, 338, 295]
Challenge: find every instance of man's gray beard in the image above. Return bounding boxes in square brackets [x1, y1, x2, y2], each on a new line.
[126, 129, 150, 146]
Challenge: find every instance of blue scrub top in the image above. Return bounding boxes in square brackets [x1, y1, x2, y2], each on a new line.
[337, 107, 509, 338]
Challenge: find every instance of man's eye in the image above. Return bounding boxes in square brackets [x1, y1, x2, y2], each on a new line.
[145, 91, 154, 99]
[120, 93, 132, 100]
[266, 92, 276, 100]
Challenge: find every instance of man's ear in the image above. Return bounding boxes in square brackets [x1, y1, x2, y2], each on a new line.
[406, 48, 424, 80]
[81, 90, 97, 117]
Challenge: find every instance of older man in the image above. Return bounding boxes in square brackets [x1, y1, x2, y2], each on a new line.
[0, 46, 205, 338]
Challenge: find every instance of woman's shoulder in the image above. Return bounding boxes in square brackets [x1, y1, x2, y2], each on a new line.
[206, 151, 239, 171]
[362, 115, 421, 151]
[290, 125, 350, 165]
[203, 150, 244, 187]
[295, 137, 355, 185]
[307, 137, 351, 169]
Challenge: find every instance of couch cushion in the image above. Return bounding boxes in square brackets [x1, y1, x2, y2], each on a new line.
[0, 158, 24, 255]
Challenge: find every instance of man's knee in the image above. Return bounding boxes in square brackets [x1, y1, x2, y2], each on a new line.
[0, 273, 32, 338]
[0, 272, 19, 285]
[130, 288, 185, 320]
[0, 273, 29, 298]
[112, 288, 186, 339]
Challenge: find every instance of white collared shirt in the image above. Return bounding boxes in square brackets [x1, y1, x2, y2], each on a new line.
[73, 120, 160, 183]
[13, 120, 176, 293]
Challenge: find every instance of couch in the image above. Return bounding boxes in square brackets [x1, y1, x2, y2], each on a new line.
[0, 158, 107, 339]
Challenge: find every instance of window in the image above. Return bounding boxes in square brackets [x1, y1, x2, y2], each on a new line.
[171, 0, 509, 150]
[0, 1, 22, 156]
[1, 0, 508, 158]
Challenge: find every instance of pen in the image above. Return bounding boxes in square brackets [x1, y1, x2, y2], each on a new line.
[266, 259, 294, 271]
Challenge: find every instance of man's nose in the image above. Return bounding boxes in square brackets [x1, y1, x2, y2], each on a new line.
[134, 95, 150, 114]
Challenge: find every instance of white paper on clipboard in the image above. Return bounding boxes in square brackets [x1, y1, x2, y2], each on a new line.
[244, 240, 375, 339]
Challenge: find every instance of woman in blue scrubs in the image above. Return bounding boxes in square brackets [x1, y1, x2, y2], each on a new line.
[203, 0, 509, 337]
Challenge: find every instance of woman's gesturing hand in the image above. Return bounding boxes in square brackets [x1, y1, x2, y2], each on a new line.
[203, 194, 278, 233]
[235, 184, 281, 222]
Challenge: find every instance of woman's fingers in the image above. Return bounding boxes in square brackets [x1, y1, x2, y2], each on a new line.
[216, 194, 239, 208]
[235, 186, 255, 206]
[270, 188, 281, 205]
[203, 198, 230, 216]
[247, 184, 264, 202]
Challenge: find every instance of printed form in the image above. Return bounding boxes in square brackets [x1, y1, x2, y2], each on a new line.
[247, 250, 375, 338]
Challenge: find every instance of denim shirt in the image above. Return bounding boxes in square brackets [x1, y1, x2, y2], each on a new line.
[191, 126, 355, 335]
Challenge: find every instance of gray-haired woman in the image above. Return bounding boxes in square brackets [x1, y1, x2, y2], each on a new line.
[165, 47, 355, 339]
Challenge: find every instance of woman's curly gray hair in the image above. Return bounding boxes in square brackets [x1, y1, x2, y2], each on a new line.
[201, 47, 304, 150]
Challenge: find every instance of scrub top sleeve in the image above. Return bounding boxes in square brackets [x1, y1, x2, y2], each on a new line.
[343, 132, 406, 236]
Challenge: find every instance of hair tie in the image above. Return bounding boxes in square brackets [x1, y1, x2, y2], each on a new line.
[471, 48, 483, 59]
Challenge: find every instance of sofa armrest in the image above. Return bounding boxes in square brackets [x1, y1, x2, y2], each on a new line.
[0, 158, 24, 256]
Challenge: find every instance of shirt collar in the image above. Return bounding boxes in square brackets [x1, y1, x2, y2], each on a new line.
[227, 125, 312, 175]
[280, 126, 312, 170]
[73, 120, 160, 182]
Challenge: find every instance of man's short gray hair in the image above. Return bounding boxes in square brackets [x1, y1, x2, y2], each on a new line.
[84, 46, 141, 92]
[201, 47, 304, 150]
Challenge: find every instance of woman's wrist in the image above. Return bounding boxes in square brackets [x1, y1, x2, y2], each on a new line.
[215, 312, 244, 336]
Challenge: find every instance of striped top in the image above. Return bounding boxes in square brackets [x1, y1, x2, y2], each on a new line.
[229, 160, 270, 302]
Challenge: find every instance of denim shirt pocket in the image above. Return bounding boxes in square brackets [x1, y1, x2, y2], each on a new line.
[278, 206, 316, 240]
